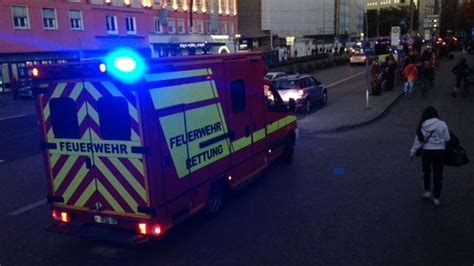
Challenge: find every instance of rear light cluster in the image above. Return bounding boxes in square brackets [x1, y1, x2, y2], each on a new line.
[52, 210, 70, 223]
[297, 89, 304, 97]
[138, 223, 162, 236]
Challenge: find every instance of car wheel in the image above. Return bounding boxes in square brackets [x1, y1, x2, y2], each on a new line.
[304, 99, 312, 113]
[320, 90, 328, 106]
[205, 182, 225, 215]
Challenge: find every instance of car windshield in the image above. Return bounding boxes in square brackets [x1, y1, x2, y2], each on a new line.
[274, 79, 298, 90]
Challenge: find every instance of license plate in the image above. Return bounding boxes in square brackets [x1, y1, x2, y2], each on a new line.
[94, 215, 118, 225]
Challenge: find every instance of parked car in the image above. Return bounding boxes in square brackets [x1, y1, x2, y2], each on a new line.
[265, 71, 287, 80]
[273, 74, 328, 113]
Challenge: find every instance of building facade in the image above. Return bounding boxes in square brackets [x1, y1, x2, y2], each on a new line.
[0, 0, 238, 89]
[238, 0, 364, 58]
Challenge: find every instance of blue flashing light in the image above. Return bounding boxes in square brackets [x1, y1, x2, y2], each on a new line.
[104, 48, 146, 84]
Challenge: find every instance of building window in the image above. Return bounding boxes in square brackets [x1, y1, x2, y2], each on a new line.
[69, 10, 83, 30]
[231, 80, 246, 113]
[197, 20, 204, 33]
[154, 17, 164, 33]
[11, 6, 29, 29]
[188, 20, 195, 33]
[206, 20, 211, 33]
[106, 15, 118, 34]
[42, 8, 58, 30]
[167, 19, 176, 33]
[229, 21, 234, 35]
[177, 19, 185, 33]
[126, 16, 137, 34]
[221, 21, 227, 34]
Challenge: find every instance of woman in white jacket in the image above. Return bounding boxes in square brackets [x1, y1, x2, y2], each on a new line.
[410, 106, 450, 206]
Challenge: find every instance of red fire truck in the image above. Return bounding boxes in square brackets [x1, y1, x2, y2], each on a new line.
[31, 49, 297, 243]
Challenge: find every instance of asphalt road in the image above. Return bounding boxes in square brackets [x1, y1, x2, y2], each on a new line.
[1, 59, 473, 265]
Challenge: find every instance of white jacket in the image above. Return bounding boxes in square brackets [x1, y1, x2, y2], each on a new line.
[410, 118, 450, 156]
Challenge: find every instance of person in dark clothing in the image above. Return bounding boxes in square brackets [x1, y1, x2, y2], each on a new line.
[11, 77, 19, 101]
[419, 60, 434, 96]
[410, 106, 450, 206]
[451, 58, 473, 97]
[421, 48, 433, 63]
[385, 55, 397, 91]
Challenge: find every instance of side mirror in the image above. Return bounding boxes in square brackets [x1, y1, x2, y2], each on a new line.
[288, 98, 296, 112]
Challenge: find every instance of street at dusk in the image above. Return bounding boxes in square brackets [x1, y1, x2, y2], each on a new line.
[1, 0, 474, 265]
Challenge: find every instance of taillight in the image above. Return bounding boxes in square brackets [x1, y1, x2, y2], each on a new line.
[138, 223, 148, 235]
[52, 210, 70, 223]
[138, 223, 163, 236]
[297, 89, 304, 97]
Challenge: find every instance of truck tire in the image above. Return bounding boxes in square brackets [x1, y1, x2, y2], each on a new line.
[282, 136, 294, 164]
[205, 182, 225, 215]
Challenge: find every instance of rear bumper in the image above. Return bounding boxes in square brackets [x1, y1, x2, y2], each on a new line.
[48, 223, 151, 245]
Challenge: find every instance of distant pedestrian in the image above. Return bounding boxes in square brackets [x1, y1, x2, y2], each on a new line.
[451, 58, 472, 97]
[410, 106, 451, 206]
[385, 55, 397, 91]
[403, 58, 418, 97]
[419, 60, 434, 96]
[370, 58, 380, 95]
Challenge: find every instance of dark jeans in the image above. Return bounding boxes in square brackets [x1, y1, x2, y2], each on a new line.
[422, 150, 445, 199]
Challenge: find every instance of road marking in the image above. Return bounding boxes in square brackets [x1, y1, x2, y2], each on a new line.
[8, 199, 47, 216]
[0, 114, 30, 121]
[326, 71, 365, 88]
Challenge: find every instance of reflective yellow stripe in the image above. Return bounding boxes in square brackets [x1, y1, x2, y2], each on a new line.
[49, 153, 61, 169]
[69, 83, 83, 100]
[252, 128, 266, 142]
[97, 180, 125, 213]
[108, 157, 146, 201]
[86, 103, 100, 126]
[95, 158, 138, 212]
[232, 136, 252, 153]
[77, 103, 88, 125]
[74, 180, 96, 207]
[84, 82, 101, 100]
[150, 80, 218, 110]
[101, 81, 139, 123]
[145, 68, 211, 82]
[62, 163, 88, 203]
[129, 158, 145, 176]
[53, 155, 78, 191]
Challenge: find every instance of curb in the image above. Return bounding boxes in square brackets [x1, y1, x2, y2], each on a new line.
[299, 91, 405, 136]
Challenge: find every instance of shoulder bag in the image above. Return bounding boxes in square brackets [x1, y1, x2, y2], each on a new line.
[415, 131, 434, 157]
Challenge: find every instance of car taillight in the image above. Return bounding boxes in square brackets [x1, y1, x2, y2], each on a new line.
[52, 210, 70, 223]
[297, 89, 304, 97]
[32, 68, 39, 77]
[152, 225, 162, 236]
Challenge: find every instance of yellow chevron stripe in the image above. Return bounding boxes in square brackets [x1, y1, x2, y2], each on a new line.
[94, 158, 138, 211]
[100, 81, 139, 123]
[77, 103, 88, 125]
[62, 163, 89, 203]
[49, 153, 61, 168]
[128, 158, 145, 176]
[85, 103, 100, 126]
[69, 82, 83, 100]
[74, 180, 96, 207]
[150, 80, 218, 110]
[53, 155, 78, 191]
[84, 82, 101, 100]
[43, 83, 67, 121]
[47, 128, 54, 139]
[144, 68, 211, 82]
[108, 157, 146, 201]
[97, 180, 125, 213]
[131, 130, 140, 141]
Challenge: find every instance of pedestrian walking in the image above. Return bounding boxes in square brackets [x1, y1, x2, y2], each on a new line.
[451, 58, 472, 97]
[370, 58, 381, 95]
[385, 55, 397, 91]
[403, 58, 418, 97]
[419, 60, 434, 96]
[410, 106, 451, 206]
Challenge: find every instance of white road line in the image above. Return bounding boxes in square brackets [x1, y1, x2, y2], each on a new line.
[326, 71, 366, 88]
[8, 199, 47, 216]
[0, 114, 30, 121]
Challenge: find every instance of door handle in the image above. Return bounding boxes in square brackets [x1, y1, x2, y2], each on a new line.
[245, 125, 251, 137]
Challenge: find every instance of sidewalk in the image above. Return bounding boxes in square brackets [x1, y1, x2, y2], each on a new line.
[298, 75, 404, 134]
[0, 93, 36, 120]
